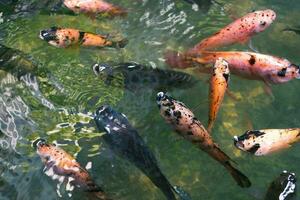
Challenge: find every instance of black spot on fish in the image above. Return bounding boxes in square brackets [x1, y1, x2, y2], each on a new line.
[223, 73, 229, 82]
[250, 130, 266, 137]
[187, 131, 193, 135]
[174, 110, 182, 118]
[247, 143, 260, 154]
[164, 110, 171, 117]
[249, 55, 256, 65]
[277, 68, 287, 77]
[79, 31, 85, 43]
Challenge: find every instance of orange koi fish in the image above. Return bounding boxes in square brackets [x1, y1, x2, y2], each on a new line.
[39, 27, 127, 48]
[189, 9, 276, 53]
[207, 58, 230, 133]
[234, 128, 300, 156]
[157, 92, 251, 188]
[167, 51, 300, 84]
[33, 139, 111, 200]
[63, 0, 127, 17]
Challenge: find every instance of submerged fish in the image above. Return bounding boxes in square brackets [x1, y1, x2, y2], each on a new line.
[189, 9, 276, 52]
[92, 62, 197, 91]
[156, 92, 251, 188]
[0, 44, 37, 79]
[233, 128, 300, 156]
[283, 27, 300, 35]
[167, 51, 300, 84]
[33, 139, 111, 199]
[207, 58, 230, 133]
[63, 0, 127, 17]
[94, 105, 189, 200]
[39, 27, 128, 48]
[265, 171, 296, 200]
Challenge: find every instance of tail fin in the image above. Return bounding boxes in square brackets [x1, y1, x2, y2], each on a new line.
[110, 38, 128, 48]
[208, 145, 251, 188]
[108, 6, 127, 17]
[164, 50, 193, 69]
[224, 162, 251, 188]
[173, 186, 192, 200]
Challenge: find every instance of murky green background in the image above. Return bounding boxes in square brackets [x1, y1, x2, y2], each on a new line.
[0, 0, 299, 199]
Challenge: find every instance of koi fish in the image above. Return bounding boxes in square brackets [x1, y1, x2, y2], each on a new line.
[169, 51, 300, 84]
[207, 58, 230, 133]
[63, 0, 127, 17]
[189, 9, 276, 52]
[94, 105, 190, 200]
[39, 27, 128, 48]
[33, 139, 111, 200]
[156, 92, 251, 188]
[283, 26, 300, 35]
[265, 171, 296, 200]
[233, 128, 300, 156]
[0, 44, 37, 79]
[92, 62, 197, 91]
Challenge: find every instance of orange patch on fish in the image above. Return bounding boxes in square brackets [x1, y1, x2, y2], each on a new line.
[207, 58, 230, 133]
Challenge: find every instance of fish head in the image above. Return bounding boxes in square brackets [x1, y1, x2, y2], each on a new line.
[92, 63, 113, 76]
[233, 130, 265, 155]
[213, 58, 230, 82]
[156, 92, 185, 120]
[270, 64, 300, 83]
[33, 138, 54, 162]
[253, 9, 276, 33]
[39, 27, 60, 46]
[94, 105, 130, 134]
[156, 91, 174, 109]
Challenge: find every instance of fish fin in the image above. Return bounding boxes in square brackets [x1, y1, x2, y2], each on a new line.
[173, 185, 192, 200]
[263, 81, 275, 100]
[224, 161, 251, 188]
[247, 39, 259, 53]
[110, 38, 128, 48]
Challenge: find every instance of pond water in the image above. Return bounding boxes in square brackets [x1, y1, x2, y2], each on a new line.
[0, 0, 300, 199]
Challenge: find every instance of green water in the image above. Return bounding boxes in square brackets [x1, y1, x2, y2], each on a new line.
[0, 0, 300, 199]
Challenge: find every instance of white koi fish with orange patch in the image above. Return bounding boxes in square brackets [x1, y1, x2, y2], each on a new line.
[234, 128, 300, 156]
[207, 58, 230, 133]
[189, 9, 276, 53]
[33, 139, 111, 200]
[63, 0, 127, 17]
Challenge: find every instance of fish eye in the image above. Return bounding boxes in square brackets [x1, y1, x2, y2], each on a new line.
[157, 92, 166, 102]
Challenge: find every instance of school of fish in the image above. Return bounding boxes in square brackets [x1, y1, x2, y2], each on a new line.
[0, 0, 299, 199]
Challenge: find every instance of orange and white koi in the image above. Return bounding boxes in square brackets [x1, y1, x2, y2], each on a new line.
[63, 0, 127, 17]
[189, 9, 276, 52]
[169, 51, 300, 84]
[157, 92, 251, 188]
[207, 58, 230, 133]
[234, 128, 300, 156]
[33, 139, 111, 200]
[39, 27, 127, 48]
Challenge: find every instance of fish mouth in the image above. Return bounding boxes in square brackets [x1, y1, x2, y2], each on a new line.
[233, 136, 244, 149]
[32, 138, 47, 149]
[39, 27, 58, 42]
[92, 63, 109, 76]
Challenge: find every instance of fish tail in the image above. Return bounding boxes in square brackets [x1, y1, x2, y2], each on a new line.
[207, 120, 214, 134]
[209, 145, 251, 188]
[195, 51, 219, 64]
[110, 38, 128, 48]
[164, 50, 194, 69]
[223, 161, 251, 188]
[108, 6, 127, 17]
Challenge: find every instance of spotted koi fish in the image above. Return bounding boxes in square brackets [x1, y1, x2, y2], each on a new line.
[234, 128, 300, 156]
[207, 58, 230, 133]
[265, 171, 296, 200]
[63, 0, 127, 17]
[168, 51, 300, 84]
[92, 62, 197, 91]
[94, 105, 190, 200]
[189, 9, 276, 53]
[156, 92, 251, 188]
[39, 27, 127, 48]
[33, 139, 111, 200]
